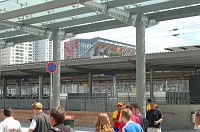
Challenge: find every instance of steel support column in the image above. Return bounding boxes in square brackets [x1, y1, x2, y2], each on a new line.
[195, 68, 199, 75]
[2, 78, 7, 99]
[39, 75, 44, 99]
[19, 80, 22, 97]
[150, 68, 154, 99]
[0, 45, 1, 97]
[88, 72, 93, 96]
[113, 75, 117, 97]
[183, 79, 188, 92]
[0, 40, 5, 97]
[136, 15, 146, 116]
[52, 32, 61, 107]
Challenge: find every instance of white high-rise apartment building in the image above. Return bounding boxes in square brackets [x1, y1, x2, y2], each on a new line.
[0, 39, 65, 65]
[1, 42, 33, 65]
[33, 39, 65, 62]
[33, 39, 53, 62]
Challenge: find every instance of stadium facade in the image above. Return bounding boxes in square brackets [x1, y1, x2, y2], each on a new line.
[64, 37, 136, 59]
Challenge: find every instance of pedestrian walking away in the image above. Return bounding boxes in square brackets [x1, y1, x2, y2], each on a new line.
[95, 113, 113, 132]
[132, 103, 148, 132]
[28, 101, 51, 132]
[121, 108, 143, 132]
[47, 106, 75, 132]
[0, 107, 22, 132]
[112, 102, 123, 132]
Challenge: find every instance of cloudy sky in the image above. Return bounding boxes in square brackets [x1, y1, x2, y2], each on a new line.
[76, 15, 200, 53]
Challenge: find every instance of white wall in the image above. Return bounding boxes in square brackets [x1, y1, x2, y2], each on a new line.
[158, 104, 198, 130]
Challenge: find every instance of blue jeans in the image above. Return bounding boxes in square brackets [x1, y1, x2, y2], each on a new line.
[113, 127, 119, 132]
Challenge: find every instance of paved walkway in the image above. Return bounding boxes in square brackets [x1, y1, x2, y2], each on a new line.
[21, 126, 197, 132]
[74, 128, 197, 132]
[21, 123, 198, 132]
[21, 126, 96, 132]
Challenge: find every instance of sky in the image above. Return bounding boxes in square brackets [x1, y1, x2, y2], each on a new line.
[76, 15, 200, 53]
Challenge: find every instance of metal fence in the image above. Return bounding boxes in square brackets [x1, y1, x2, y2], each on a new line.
[65, 92, 193, 112]
[66, 96, 136, 112]
[0, 92, 198, 111]
[166, 92, 190, 104]
[0, 99, 50, 109]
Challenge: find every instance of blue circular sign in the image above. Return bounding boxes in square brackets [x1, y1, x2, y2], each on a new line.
[46, 62, 57, 73]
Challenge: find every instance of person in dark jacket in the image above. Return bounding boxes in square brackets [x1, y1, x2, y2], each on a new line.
[28, 101, 51, 132]
[146, 102, 164, 132]
[47, 106, 75, 132]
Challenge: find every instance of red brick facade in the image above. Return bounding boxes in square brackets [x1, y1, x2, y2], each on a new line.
[0, 109, 113, 128]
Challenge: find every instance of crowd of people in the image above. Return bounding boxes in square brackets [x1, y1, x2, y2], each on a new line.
[0, 99, 164, 132]
[0, 101, 75, 132]
[95, 98, 164, 132]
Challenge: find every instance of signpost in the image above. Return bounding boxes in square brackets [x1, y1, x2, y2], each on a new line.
[46, 62, 57, 109]
[46, 62, 57, 73]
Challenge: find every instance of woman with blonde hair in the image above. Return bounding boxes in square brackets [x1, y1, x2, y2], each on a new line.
[95, 113, 113, 132]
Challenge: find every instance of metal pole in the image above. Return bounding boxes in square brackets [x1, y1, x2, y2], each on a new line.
[113, 75, 117, 97]
[0, 45, 1, 97]
[2, 77, 6, 99]
[52, 32, 60, 107]
[50, 73, 53, 109]
[88, 72, 92, 97]
[39, 75, 44, 99]
[195, 68, 198, 75]
[19, 79, 22, 97]
[136, 14, 146, 116]
[150, 68, 154, 99]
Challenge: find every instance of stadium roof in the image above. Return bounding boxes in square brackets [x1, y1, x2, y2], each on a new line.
[77, 37, 136, 47]
[0, 0, 200, 46]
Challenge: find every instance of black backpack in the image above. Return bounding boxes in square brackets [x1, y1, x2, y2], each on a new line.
[50, 127, 75, 132]
[139, 116, 148, 132]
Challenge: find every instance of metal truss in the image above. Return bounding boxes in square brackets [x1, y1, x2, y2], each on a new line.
[79, 0, 156, 27]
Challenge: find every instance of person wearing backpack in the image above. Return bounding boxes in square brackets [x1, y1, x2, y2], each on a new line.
[132, 103, 148, 132]
[28, 101, 51, 132]
[47, 106, 75, 132]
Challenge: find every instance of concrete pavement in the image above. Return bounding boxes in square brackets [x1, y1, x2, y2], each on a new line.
[21, 126, 96, 132]
[21, 124, 198, 132]
[21, 126, 197, 132]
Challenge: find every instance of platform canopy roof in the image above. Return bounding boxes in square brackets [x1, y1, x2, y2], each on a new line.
[1, 49, 200, 79]
[165, 45, 200, 52]
[0, 0, 200, 46]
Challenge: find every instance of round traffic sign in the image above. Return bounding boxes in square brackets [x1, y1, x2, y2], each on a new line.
[46, 62, 57, 73]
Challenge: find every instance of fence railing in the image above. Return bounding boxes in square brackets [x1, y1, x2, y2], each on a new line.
[66, 96, 137, 112]
[0, 99, 50, 109]
[0, 92, 199, 112]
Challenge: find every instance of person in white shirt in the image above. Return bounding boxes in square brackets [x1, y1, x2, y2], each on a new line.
[0, 107, 22, 132]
